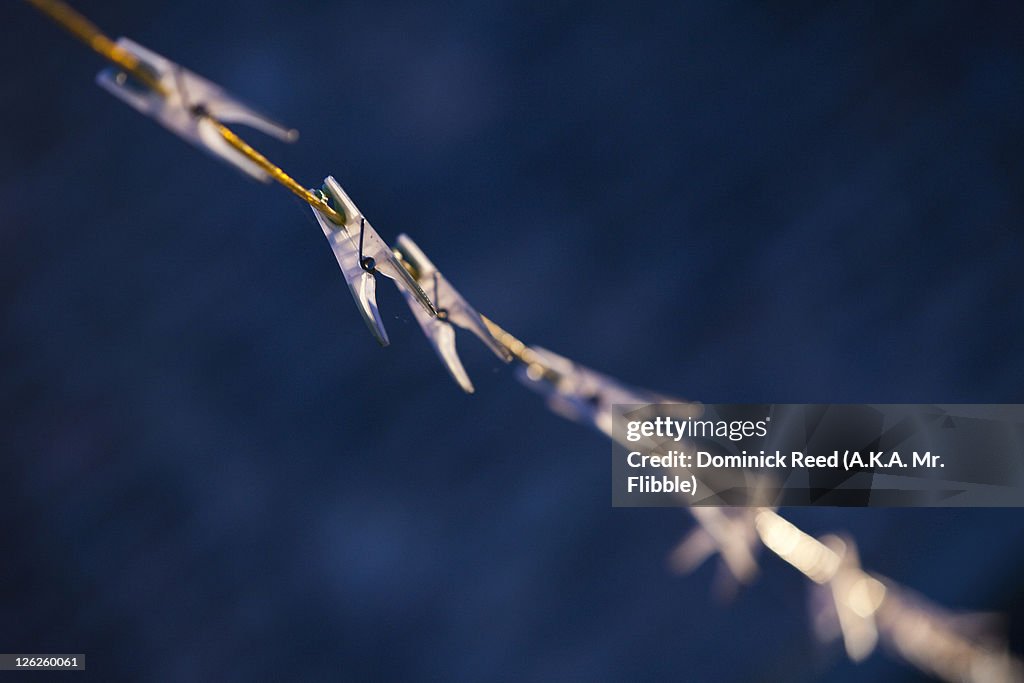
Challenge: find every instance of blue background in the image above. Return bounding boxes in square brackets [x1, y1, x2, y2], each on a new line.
[2, 1, 1022, 681]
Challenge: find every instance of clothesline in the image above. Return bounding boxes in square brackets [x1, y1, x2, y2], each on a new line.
[21, 2, 1023, 680]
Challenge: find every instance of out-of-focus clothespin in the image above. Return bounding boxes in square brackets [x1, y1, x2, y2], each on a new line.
[310, 176, 436, 345]
[872, 580, 1022, 683]
[96, 38, 297, 180]
[515, 346, 675, 441]
[810, 535, 886, 662]
[392, 234, 511, 393]
[670, 507, 762, 596]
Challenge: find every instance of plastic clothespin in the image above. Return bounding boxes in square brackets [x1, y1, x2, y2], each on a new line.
[669, 461, 777, 592]
[810, 535, 886, 662]
[870, 580, 1016, 679]
[670, 507, 761, 592]
[310, 176, 435, 346]
[96, 38, 297, 180]
[393, 235, 511, 393]
[516, 347, 674, 440]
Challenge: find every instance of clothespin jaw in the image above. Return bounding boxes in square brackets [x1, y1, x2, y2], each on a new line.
[96, 38, 297, 180]
[310, 176, 436, 346]
[392, 234, 511, 393]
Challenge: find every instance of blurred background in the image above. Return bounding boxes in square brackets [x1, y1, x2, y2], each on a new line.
[2, 1, 1022, 680]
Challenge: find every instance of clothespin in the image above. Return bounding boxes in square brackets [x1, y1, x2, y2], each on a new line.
[516, 346, 674, 441]
[872, 581, 1022, 682]
[96, 38, 297, 180]
[309, 176, 436, 346]
[670, 507, 761, 594]
[392, 234, 511, 392]
[811, 535, 886, 662]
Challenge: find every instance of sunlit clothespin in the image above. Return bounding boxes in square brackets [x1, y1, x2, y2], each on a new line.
[873, 580, 1021, 683]
[670, 507, 761, 594]
[310, 176, 435, 346]
[96, 38, 297, 180]
[391, 235, 511, 392]
[810, 535, 886, 662]
[516, 346, 675, 441]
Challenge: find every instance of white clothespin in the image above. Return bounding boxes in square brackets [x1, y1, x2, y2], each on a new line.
[872, 580, 1021, 682]
[516, 346, 673, 441]
[811, 535, 886, 662]
[310, 176, 435, 346]
[96, 38, 297, 180]
[392, 235, 511, 393]
[670, 507, 761, 593]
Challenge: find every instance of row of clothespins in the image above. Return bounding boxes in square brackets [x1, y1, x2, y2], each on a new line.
[82, 33, 563, 394]
[20, 0, 744, 403]
[27, 7, 1024, 681]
